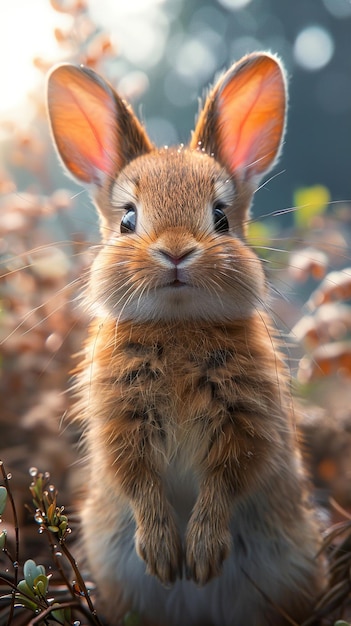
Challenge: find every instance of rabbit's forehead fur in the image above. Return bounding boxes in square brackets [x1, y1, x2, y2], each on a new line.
[87, 147, 267, 324]
[111, 149, 235, 234]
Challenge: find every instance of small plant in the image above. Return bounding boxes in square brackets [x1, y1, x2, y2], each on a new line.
[15, 558, 73, 625]
[0, 461, 104, 625]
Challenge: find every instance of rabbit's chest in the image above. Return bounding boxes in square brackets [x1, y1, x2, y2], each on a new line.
[89, 319, 272, 461]
[107, 327, 252, 453]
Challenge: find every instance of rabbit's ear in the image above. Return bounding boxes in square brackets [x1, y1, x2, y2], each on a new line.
[191, 53, 287, 188]
[47, 64, 153, 185]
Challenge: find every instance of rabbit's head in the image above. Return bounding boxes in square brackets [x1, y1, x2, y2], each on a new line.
[47, 52, 287, 323]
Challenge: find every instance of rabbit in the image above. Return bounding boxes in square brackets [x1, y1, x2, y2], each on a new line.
[47, 52, 326, 626]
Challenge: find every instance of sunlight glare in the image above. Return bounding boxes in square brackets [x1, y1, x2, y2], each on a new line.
[88, 0, 169, 68]
[0, 0, 70, 118]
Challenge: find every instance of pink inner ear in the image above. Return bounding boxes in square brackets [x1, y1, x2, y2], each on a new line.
[68, 86, 117, 177]
[217, 56, 286, 180]
[48, 66, 120, 184]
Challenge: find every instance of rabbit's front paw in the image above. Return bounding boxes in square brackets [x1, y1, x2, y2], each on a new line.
[185, 519, 232, 585]
[135, 515, 183, 586]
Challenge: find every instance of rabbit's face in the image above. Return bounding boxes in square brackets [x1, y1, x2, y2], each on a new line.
[47, 53, 286, 323]
[88, 149, 266, 323]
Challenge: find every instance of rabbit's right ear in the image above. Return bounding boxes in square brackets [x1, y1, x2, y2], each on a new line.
[47, 64, 153, 185]
[191, 53, 287, 190]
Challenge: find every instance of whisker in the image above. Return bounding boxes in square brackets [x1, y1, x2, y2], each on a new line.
[0, 275, 85, 346]
[254, 169, 286, 194]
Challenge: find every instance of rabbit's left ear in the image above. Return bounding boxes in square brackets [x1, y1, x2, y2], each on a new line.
[47, 64, 153, 186]
[191, 52, 287, 188]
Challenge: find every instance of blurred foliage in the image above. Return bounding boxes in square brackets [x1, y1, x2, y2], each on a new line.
[293, 185, 330, 230]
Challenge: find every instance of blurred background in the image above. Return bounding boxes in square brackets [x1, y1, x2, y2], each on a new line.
[1, 0, 351, 214]
[1, 1, 351, 620]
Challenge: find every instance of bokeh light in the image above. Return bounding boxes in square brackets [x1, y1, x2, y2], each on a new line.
[88, 0, 170, 69]
[217, 0, 253, 9]
[117, 71, 149, 100]
[322, 0, 351, 18]
[175, 37, 217, 81]
[293, 25, 334, 71]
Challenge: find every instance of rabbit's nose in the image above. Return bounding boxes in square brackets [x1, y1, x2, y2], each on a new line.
[158, 248, 196, 266]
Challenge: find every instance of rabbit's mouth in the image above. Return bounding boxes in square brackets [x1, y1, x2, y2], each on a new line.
[168, 279, 187, 288]
[163, 266, 190, 288]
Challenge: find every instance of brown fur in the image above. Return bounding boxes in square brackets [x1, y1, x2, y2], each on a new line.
[77, 315, 313, 570]
[47, 53, 326, 625]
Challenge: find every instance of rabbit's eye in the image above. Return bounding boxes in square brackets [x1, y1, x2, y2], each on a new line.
[120, 205, 136, 234]
[213, 203, 229, 233]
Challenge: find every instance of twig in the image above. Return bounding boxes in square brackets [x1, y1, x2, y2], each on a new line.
[0, 574, 18, 591]
[0, 461, 20, 626]
[0, 574, 49, 614]
[27, 600, 82, 625]
[59, 541, 103, 626]
[46, 530, 76, 600]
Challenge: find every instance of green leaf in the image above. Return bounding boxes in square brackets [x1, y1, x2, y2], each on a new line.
[36, 564, 46, 577]
[59, 520, 68, 533]
[17, 579, 36, 599]
[0, 486, 7, 515]
[15, 593, 38, 612]
[48, 525, 60, 533]
[51, 603, 72, 625]
[23, 559, 46, 589]
[23, 559, 39, 588]
[33, 574, 49, 598]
